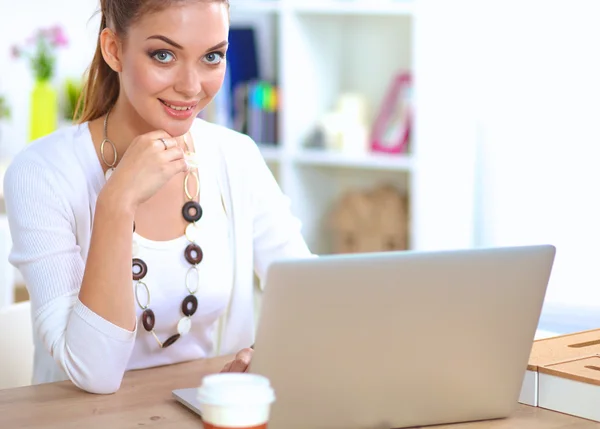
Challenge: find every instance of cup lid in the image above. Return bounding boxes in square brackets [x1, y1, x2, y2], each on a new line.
[197, 373, 276, 406]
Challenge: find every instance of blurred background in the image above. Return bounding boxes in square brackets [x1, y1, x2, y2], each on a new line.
[1, 0, 600, 337]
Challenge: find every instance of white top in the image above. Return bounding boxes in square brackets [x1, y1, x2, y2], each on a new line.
[3, 119, 312, 394]
[127, 139, 232, 370]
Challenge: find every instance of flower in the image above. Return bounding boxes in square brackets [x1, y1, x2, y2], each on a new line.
[51, 26, 69, 47]
[11, 25, 68, 82]
[10, 45, 20, 59]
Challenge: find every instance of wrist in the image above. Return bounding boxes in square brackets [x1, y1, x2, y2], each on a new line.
[97, 185, 136, 219]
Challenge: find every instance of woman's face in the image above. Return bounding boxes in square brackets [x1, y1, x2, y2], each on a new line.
[118, 1, 229, 137]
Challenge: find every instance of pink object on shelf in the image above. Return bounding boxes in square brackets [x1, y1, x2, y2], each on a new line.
[370, 71, 412, 154]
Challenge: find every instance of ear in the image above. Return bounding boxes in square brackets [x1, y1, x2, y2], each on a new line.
[100, 28, 123, 72]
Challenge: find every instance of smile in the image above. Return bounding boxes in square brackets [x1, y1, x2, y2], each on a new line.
[159, 99, 197, 111]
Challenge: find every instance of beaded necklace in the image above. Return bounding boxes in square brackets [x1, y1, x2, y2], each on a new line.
[100, 109, 203, 349]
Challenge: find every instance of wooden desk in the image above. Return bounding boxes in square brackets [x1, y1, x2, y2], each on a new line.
[1, 356, 599, 429]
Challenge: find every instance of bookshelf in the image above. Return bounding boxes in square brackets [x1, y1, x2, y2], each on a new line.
[230, 0, 415, 255]
[292, 150, 413, 172]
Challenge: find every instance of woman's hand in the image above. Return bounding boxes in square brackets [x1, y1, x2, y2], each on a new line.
[221, 348, 254, 373]
[103, 130, 189, 211]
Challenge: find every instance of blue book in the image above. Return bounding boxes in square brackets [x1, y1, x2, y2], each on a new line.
[227, 27, 259, 120]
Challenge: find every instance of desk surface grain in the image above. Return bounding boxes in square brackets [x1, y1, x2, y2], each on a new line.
[1, 357, 600, 429]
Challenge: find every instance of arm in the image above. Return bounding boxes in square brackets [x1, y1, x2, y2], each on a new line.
[4, 156, 136, 394]
[245, 140, 315, 283]
[4, 130, 187, 393]
[79, 188, 136, 331]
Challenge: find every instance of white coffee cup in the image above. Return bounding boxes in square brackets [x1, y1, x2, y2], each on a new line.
[196, 373, 276, 428]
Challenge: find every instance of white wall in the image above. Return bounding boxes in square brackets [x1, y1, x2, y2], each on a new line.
[415, 0, 600, 333]
[412, 0, 479, 252]
[475, 1, 600, 332]
[0, 0, 100, 159]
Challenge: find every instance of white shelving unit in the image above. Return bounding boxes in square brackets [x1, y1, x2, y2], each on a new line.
[288, 0, 413, 15]
[231, 0, 415, 254]
[293, 149, 412, 172]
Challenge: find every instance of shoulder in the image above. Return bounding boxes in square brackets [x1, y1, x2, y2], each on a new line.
[3, 124, 89, 198]
[5, 124, 87, 176]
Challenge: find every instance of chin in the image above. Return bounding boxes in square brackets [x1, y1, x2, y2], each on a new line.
[146, 113, 196, 138]
[163, 119, 196, 138]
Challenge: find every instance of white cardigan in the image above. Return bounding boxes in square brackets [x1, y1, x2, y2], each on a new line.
[3, 119, 312, 393]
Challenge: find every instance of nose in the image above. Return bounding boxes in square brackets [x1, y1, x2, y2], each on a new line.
[174, 64, 204, 99]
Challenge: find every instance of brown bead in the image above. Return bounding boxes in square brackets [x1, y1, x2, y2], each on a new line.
[184, 243, 203, 265]
[182, 201, 203, 223]
[132, 258, 148, 281]
[182, 295, 198, 317]
[162, 334, 180, 348]
[142, 309, 155, 332]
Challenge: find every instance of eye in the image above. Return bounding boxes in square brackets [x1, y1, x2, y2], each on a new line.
[203, 51, 225, 65]
[151, 50, 175, 64]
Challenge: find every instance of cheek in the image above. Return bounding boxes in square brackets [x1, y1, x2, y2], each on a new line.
[123, 57, 173, 99]
[201, 68, 227, 99]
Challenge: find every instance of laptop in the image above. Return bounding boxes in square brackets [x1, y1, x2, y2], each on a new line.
[174, 245, 555, 429]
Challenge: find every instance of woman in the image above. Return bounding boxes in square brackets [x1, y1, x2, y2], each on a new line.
[3, 0, 311, 394]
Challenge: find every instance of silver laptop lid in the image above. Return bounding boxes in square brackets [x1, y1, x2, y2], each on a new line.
[248, 245, 555, 429]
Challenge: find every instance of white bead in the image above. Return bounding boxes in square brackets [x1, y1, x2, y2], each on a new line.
[177, 317, 192, 336]
[132, 240, 139, 257]
[105, 168, 114, 181]
[185, 222, 201, 243]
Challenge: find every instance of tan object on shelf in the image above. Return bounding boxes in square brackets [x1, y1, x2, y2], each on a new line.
[330, 184, 409, 254]
[519, 329, 600, 409]
[14, 285, 29, 303]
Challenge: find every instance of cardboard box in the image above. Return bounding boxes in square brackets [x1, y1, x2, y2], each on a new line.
[518, 329, 600, 406]
[538, 356, 600, 422]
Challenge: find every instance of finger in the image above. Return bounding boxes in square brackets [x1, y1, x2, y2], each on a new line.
[159, 145, 185, 162]
[153, 137, 178, 151]
[133, 130, 177, 152]
[140, 130, 173, 141]
[174, 134, 191, 151]
[131, 130, 172, 151]
[221, 361, 233, 373]
[163, 158, 189, 177]
[229, 348, 253, 372]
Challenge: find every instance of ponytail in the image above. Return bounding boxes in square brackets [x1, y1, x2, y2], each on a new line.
[75, 14, 120, 123]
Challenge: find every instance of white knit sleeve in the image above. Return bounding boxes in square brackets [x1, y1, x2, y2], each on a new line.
[245, 138, 315, 283]
[3, 153, 136, 394]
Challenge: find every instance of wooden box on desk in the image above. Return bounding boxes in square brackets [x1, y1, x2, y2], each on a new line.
[518, 329, 600, 407]
[538, 356, 600, 422]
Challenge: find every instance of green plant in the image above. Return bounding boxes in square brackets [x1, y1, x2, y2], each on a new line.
[0, 95, 10, 120]
[11, 26, 68, 82]
[63, 78, 84, 122]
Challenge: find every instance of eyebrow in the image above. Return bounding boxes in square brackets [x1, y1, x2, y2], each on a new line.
[207, 40, 229, 51]
[146, 36, 229, 52]
[147, 35, 183, 49]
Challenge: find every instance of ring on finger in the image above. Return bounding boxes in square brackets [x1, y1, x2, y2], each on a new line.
[159, 137, 169, 150]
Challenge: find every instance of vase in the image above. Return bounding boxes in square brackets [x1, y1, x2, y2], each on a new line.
[29, 79, 58, 142]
